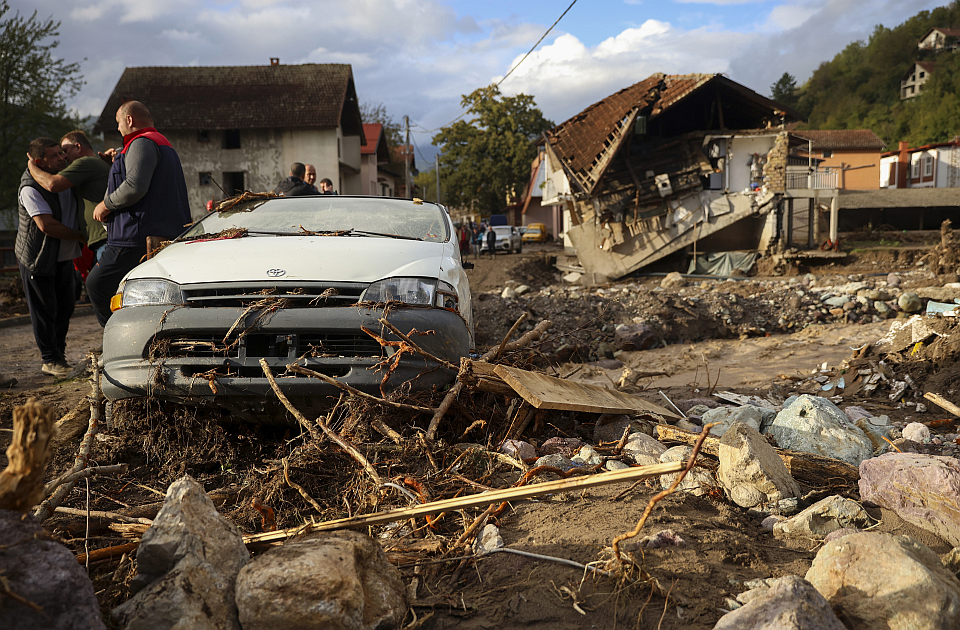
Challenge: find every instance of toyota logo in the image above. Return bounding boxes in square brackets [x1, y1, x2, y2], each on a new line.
[266, 269, 286, 277]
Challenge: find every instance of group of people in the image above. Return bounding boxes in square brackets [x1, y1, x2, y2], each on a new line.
[454, 221, 498, 259]
[273, 162, 335, 196]
[15, 100, 191, 378]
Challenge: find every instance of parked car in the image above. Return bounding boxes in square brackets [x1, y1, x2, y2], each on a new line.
[480, 225, 522, 254]
[522, 223, 549, 243]
[101, 196, 474, 419]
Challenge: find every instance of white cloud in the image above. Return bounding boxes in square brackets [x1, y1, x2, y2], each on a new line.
[70, 5, 108, 21]
[761, 3, 819, 31]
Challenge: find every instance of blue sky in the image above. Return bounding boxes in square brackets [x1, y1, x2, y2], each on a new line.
[12, 0, 945, 162]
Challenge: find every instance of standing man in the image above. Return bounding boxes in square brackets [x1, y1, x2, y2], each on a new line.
[485, 225, 497, 258]
[16, 137, 85, 377]
[27, 130, 109, 263]
[318, 178, 336, 195]
[304, 164, 319, 192]
[273, 163, 317, 196]
[87, 101, 191, 327]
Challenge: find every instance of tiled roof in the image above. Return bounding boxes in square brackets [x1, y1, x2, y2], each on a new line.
[791, 130, 886, 150]
[546, 74, 663, 178]
[94, 64, 363, 137]
[929, 27, 960, 38]
[653, 74, 714, 115]
[361, 124, 382, 154]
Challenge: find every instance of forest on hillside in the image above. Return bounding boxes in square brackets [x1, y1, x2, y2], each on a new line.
[773, 1, 960, 147]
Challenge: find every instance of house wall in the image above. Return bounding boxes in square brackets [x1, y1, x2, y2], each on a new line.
[360, 154, 379, 195]
[280, 128, 341, 191]
[909, 150, 937, 188]
[817, 150, 880, 190]
[936, 146, 960, 188]
[880, 156, 899, 188]
[728, 136, 776, 192]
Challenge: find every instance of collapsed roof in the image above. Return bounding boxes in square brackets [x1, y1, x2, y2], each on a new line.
[544, 73, 799, 197]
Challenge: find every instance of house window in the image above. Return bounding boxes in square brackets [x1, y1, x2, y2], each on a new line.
[919, 71, 925, 78]
[822, 150, 833, 158]
[923, 156, 934, 177]
[911, 160, 920, 179]
[198, 130, 210, 143]
[223, 130, 241, 149]
[199, 172, 212, 186]
[222, 171, 245, 196]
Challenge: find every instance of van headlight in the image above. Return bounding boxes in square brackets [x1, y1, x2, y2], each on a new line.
[363, 278, 459, 310]
[112, 279, 184, 311]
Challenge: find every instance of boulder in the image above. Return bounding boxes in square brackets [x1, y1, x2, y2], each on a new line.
[765, 395, 873, 467]
[859, 452, 960, 546]
[500, 286, 516, 299]
[113, 476, 250, 630]
[499, 439, 536, 461]
[714, 575, 846, 630]
[534, 453, 579, 471]
[701, 405, 763, 438]
[902, 422, 931, 444]
[659, 446, 717, 496]
[853, 415, 892, 453]
[806, 532, 960, 630]
[613, 323, 656, 351]
[572, 445, 603, 467]
[622, 432, 667, 462]
[0, 509, 106, 630]
[562, 272, 581, 284]
[887, 273, 901, 287]
[774, 495, 875, 540]
[540, 437, 584, 458]
[593, 414, 649, 443]
[898, 291, 922, 313]
[718, 422, 801, 508]
[660, 271, 686, 289]
[236, 531, 407, 630]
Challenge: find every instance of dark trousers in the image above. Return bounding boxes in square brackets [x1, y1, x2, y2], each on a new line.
[19, 261, 75, 364]
[86, 244, 147, 327]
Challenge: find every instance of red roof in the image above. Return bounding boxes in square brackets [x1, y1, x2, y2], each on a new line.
[361, 124, 382, 154]
[791, 130, 886, 150]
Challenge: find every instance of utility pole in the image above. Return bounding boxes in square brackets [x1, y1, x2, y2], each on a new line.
[435, 154, 440, 203]
[404, 116, 411, 199]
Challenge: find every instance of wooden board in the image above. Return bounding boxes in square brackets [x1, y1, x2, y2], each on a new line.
[494, 365, 678, 418]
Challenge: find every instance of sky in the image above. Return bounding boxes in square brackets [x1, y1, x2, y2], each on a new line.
[13, 0, 945, 164]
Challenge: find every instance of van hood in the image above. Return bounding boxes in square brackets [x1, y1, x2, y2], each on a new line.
[127, 235, 446, 284]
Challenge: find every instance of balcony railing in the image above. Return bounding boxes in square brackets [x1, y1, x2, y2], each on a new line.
[786, 170, 838, 190]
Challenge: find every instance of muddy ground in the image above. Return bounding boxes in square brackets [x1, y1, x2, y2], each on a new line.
[1, 239, 958, 629]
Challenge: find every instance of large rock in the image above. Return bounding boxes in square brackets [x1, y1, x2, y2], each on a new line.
[113, 476, 250, 630]
[774, 495, 875, 540]
[701, 405, 762, 438]
[714, 575, 846, 630]
[659, 446, 717, 496]
[613, 323, 656, 351]
[766, 395, 873, 467]
[235, 530, 406, 630]
[0, 509, 106, 630]
[806, 532, 960, 630]
[622, 432, 667, 463]
[859, 452, 960, 546]
[660, 271, 686, 289]
[718, 422, 801, 508]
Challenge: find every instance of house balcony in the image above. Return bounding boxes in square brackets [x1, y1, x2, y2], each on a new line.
[786, 169, 838, 190]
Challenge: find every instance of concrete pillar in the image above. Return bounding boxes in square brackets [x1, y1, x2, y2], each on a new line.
[830, 195, 839, 243]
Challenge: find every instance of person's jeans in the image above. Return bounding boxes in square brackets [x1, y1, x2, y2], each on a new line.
[86, 244, 148, 327]
[19, 260, 75, 363]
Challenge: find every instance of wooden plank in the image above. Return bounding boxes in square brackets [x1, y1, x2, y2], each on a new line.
[244, 461, 684, 547]
[655, 425, 859, 485]
[493, 364, 678, 418]
[924, 392, 960, 418]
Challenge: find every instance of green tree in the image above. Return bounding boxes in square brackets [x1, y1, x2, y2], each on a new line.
[0, 1, 84, 210]
[432, 85, 553, 215]
[770, 72, 798, 109]
[359, 101, 403, 147]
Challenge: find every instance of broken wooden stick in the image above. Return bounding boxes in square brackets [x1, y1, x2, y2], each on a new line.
[924, 392, 960, 418]
[35, 360, 103, 522]
[283, 457, 325, 514]
[260, 358, 324, 442]
[244, 461, 683, 548]
[54, 506, 152, 525]
[494, 312, 529, 361]
[0, 399, 56, 512]
[43, 464, 128, 497]
[611, 423, 716, 563]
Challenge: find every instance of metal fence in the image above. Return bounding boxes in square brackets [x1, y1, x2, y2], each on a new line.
[786, 170, 838, 190]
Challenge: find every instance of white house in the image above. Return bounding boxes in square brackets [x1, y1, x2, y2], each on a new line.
[94, 61, 366, 219]
[900, 61, 936, 100]
[918, 27, 960, 51]
[880, 140, 960, 189]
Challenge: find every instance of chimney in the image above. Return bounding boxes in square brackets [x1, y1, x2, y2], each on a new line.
[897, 141, 910, 188]
[270, 58, 279, 66]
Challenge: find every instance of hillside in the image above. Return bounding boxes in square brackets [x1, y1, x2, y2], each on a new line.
[780, 2, 960, 147]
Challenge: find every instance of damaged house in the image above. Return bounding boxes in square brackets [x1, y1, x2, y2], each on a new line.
[542, 73, 842, 281]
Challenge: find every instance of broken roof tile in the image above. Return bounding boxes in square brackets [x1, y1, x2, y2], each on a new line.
[791, 130, 886, 150]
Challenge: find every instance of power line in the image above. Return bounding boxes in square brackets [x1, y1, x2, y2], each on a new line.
[411, 0, 578, 135]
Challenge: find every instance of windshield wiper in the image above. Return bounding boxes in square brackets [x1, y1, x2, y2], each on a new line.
[346, 229, 423, 241]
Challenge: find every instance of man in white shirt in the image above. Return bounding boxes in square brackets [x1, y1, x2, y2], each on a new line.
[15, 137, 84, 378]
